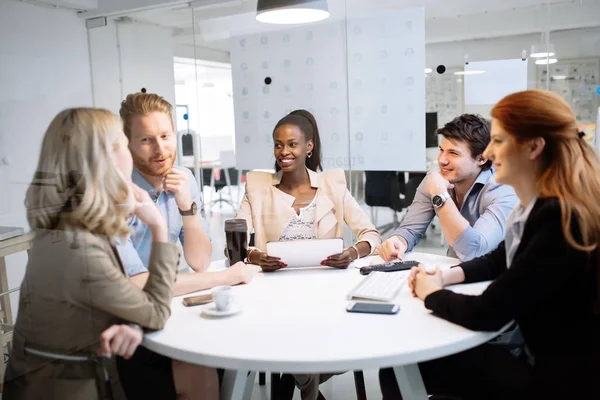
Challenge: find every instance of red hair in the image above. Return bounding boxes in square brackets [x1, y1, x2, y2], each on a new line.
[492, 89, 600, 253]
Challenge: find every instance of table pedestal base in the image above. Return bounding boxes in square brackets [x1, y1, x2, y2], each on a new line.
[221, 370, 256, 400]
[394, 364, 428, 399]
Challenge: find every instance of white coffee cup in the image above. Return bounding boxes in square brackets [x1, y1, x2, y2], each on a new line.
[211, 286, 233, 312]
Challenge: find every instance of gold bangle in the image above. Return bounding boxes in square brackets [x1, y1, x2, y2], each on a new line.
[246, 248, 258, 264]
[350, 244, 360, 260]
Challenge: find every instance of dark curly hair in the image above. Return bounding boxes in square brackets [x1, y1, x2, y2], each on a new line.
[437, 114, 492, 171]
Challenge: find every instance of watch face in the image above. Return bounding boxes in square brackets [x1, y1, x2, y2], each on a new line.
[432, 195, 444, 207]
[190, 202, 197, 214]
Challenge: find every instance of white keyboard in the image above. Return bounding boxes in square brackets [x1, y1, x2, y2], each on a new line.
[347, 271, 408, 302]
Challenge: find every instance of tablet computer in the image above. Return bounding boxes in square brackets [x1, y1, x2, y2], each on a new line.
[265, 238, 344, 268]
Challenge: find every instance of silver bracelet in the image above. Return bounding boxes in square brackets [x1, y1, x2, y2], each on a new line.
[128, 323, 143, 333]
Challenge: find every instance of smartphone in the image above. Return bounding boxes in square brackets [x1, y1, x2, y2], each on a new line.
[346, 302, 399, 315]
[182, 293, 212, 307]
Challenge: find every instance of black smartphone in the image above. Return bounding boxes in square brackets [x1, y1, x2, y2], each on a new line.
[346, 302, 399, 315]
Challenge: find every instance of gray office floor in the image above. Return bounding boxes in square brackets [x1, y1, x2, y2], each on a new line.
[198, 185, 447, 400]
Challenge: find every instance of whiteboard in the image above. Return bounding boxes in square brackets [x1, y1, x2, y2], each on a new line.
[230, 7, 426, 171]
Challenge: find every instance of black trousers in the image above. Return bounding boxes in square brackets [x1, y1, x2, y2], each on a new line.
[116, 346, 177, 400]
[379, 344, 530, 400]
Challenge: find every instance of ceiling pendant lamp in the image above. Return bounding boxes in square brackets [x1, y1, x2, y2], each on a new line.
[256, 0, 330, 25]
[530, 32, 557, 60]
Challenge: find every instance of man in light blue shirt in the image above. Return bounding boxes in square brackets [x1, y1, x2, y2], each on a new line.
[380, 114, 517, 262]
[118, 92, 251, 295]
[122, 167, 210, 276]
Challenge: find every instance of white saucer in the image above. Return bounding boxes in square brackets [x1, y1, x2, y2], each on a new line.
[201, 303, 241, 317]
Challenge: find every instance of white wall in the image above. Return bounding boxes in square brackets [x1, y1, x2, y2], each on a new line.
[88, 19, 176, 113]
[0, 0, 93, 314]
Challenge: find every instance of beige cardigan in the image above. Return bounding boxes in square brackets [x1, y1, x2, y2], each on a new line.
[236, 168, 381, 254]
[3, 228, 179, 400]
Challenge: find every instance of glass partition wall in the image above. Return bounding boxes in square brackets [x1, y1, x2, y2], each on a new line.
[85, 0, 599, 261]
[76, 0, 600, 396]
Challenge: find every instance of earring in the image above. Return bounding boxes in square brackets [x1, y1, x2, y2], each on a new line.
[307, 151, 313, 158]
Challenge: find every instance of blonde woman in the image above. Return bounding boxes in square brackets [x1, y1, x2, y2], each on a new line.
[3, 108, 179, 400]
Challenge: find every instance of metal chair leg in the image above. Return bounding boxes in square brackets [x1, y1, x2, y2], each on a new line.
[353, 371, 368, 400]
[270, 373, 280, 399]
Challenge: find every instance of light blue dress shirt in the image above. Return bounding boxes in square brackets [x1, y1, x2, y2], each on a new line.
[117, 166, 210, 276]
[504, 196, 537, 268]
[392, 168, 517, 261]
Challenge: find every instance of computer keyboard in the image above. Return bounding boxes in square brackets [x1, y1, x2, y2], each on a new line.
[347, 271, 408, 302]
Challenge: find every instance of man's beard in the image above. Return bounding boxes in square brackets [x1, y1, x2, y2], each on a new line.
[133, 151, 177, 178]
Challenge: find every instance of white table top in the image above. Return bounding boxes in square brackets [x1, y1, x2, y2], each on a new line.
[143, 252, 502, 373]
[0, 226, 24, 242]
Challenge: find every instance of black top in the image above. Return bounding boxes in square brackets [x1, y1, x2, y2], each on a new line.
[425, 197, 599, 395]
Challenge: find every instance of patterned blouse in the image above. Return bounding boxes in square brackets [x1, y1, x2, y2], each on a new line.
[278, 197, 317, 241]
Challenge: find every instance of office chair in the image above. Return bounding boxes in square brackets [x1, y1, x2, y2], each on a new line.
[258, 372, 367, 400]
[364, 171, 425, 236]
[203, 151, 240, 213]
[403, 173, 423, 212]
[364, 171, 406, 235]
[208, 167, 239, 210]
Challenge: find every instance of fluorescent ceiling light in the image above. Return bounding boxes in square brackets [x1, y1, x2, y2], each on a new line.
[454, 70, 485, 75]
[535, 58, 558, 65]
[425, 68, 432, 73]
[531, 51, 555, 58]
[552, 75, 568, 80]
[256, 0, 329, 24]
[530, 38, 556, 58]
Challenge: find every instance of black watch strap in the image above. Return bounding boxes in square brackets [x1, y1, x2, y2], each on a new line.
[179, 202, 197, 216]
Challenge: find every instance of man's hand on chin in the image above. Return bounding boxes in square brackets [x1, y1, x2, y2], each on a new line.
[163, 168, 193, 210]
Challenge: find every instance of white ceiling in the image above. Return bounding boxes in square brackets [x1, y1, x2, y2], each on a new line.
[116, 0, 600, 55]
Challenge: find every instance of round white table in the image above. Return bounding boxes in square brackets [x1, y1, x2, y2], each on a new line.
[144, 252, 505, 400]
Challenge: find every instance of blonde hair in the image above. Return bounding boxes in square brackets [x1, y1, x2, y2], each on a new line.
[492, 90, 600, 253]
[119, 92, 173, 139]
[26, 108, 134, 238]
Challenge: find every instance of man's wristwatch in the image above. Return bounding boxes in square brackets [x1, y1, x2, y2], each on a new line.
[179, 202, 197, 216]
[432, 192, 450, 209]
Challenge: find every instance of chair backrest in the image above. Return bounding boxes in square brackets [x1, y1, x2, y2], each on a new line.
[181, 133, 194, 156]
[364, 171, 403, 212]
[402, 174, 424, 209]
[176, 129, 197, 158]
[212, 151, 239, 192]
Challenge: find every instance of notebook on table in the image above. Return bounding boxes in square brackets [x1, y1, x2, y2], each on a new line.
[265, 238, 344, 268]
